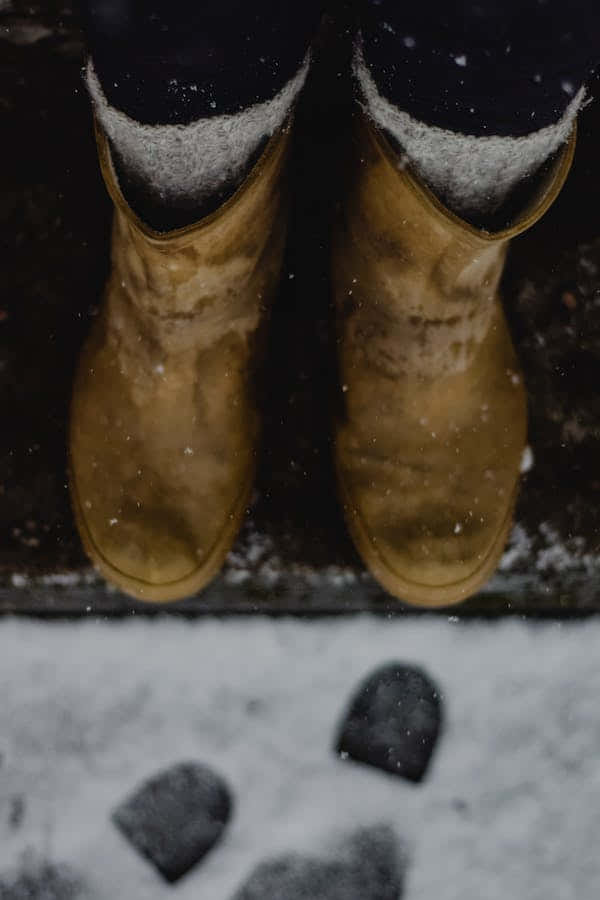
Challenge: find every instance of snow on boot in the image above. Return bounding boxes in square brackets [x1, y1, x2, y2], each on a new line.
[332, 111, 575, 608]
[69, 119, 292, 602]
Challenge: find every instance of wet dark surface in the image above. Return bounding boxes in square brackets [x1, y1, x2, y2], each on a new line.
[2, 2, 600, 614]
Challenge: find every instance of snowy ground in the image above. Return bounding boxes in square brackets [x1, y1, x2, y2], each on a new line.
[1, 616, 599, 898]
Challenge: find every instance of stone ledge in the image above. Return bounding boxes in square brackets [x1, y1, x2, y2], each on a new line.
[2, 524, 600, 615]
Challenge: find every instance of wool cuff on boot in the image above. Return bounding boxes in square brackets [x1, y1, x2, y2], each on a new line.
[86, 56, 309, 230]
[354, 44, 583, 223]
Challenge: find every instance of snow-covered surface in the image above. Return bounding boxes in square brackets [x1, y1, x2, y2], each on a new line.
[1, 616, 599, 898]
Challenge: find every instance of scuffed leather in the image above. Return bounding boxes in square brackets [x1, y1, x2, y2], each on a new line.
[333, 112, 575, 607]
[69, 122, 291, 601]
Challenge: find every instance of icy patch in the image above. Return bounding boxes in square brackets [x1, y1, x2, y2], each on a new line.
[9, 570, 99, 592]
[40, 572, 84, 588]
[10, 573, 28, 588]
[537, 522, 597, 575]
[226, 528, 274, 578]
[1, 21, 53, 45]
[561, 418, 588, 444]
[498, 524, 533, 571]
[520, 445, 534, 474]
[321, 565, 358, 588]
[226, 526, 358, 591]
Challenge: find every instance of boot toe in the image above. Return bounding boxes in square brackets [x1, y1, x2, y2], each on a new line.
[373, 509, 514, 607]
[91, 520, 202, 587]
[338, 467, 517, 608]
[71, 479, 248, 603]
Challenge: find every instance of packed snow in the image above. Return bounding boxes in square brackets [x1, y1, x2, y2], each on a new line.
[1, 616, 599, 898]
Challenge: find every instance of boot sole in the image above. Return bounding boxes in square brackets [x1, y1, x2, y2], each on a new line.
[69, 464, 253, 604]
[335, 456, 517, 609]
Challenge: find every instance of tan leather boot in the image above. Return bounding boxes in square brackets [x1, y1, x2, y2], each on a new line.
[333, 112, 575, 608]
[69, 122, 292, 602]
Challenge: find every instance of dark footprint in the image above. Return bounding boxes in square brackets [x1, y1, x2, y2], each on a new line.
[231, 824, 407, 900]
[112, 760, 232, 883]
[335, 663, 443, 782]
[0, 861, 82, 900]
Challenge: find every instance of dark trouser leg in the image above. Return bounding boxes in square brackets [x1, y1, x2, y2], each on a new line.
[79, 1, 322, 228]
[358, 0, 600, 220]
[80, 0, 322, 125]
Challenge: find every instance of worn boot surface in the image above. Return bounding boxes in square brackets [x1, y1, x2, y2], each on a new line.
[70, 123, 291, 602]
[333, 113, 575, 607]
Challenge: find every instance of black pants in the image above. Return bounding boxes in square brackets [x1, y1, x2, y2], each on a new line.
[81, 0, 323, 124]
[361, 0, 600, 136]
[82, 1, 600, 136]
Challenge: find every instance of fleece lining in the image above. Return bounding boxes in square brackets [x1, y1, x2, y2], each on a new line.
[354, 44, 583, 219]
[86, 57, 309, 212]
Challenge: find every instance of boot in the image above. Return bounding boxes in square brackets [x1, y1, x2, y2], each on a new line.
[69, 120, 292, 603]
[333, 112, 575, 608]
